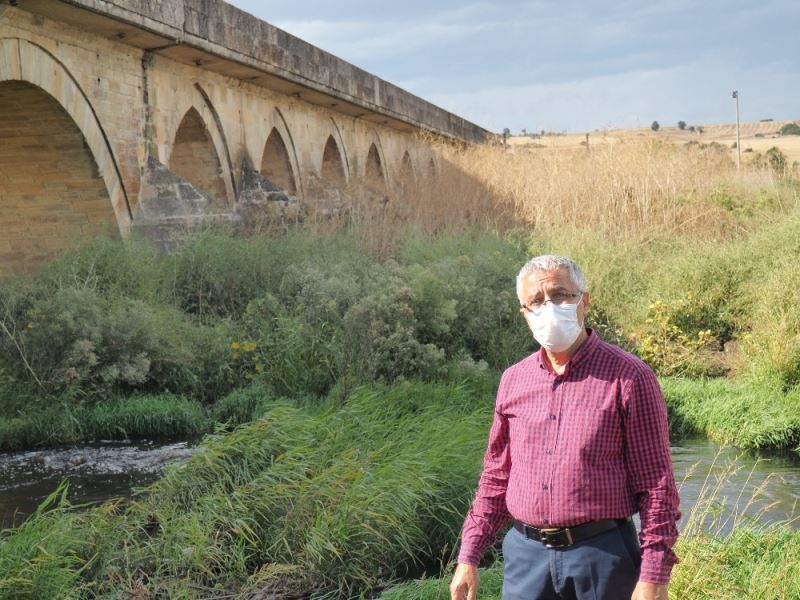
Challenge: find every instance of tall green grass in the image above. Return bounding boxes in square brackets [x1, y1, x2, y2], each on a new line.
[0, 394, 210, 450]
[0, 378, 496, 599]
[662, 377, 800, 450]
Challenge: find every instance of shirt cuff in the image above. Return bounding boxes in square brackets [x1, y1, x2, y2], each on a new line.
[456, 546, 482, 567]
[639, 557, 674, 585]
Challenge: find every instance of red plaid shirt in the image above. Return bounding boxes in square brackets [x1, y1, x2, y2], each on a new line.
[457, 330, 680, 585]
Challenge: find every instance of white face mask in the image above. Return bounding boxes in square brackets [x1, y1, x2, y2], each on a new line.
[523, 297, 584, 353]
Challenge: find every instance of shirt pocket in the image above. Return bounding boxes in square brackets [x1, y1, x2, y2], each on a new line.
[577, 403, 623, 463]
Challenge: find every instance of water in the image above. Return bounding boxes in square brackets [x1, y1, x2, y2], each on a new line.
[0, 437, 798, 532]
[671, 437, 800, 532]
[0, 440, 196, 529]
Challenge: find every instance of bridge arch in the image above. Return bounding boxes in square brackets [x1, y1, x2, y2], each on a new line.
[320, 134, 348, 188]
[398, 151, 416, 197]
[259, 108, 300, 196]
[0, 38, 130, 274]
[365, 143, 387, 190]
[165, 84, 236, 208]
[318, 118, 350, 185]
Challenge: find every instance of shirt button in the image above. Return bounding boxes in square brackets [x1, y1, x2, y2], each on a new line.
[546, 449, 553, 455]
[543, 519, 550, 525]
[549, 414, 556, 421]
[542, 484, 548, 490]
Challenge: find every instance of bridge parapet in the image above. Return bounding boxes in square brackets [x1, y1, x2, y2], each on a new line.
[20, 0, 489, 143]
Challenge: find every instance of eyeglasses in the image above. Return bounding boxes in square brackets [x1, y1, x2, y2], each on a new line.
[521, 292, 583, 314]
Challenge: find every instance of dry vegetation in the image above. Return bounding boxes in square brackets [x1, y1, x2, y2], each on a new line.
[326, 129, 798, 248]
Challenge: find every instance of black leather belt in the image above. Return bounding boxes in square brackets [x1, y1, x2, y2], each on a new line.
[513, 518, 631, 548]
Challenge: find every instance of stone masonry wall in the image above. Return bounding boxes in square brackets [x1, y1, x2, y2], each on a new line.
[0, 2, 473, 272]
[0, 81, 118, 276]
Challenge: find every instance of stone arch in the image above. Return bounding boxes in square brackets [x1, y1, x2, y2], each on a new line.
[0, 38, 130, 275]
[169, 106, 230, 209]
[320, 134, 347, 188]
[398, 151, 416, 198]
[165, 85, 236, 208]
[260, 122, 297, 194]
[0, 39, 130, 225]
[258, 108, 302, 197]
[400, 152, 415, 180]
[364, 143, 387, 191]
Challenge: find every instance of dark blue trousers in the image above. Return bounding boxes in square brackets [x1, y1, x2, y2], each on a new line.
[501, 520, 641, 600]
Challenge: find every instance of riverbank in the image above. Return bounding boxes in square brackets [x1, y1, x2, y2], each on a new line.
[4, 372, 800, 454]
[2, 377, 798, 599]
[663, 377, 800, 450]
[2, 226, 800, 454]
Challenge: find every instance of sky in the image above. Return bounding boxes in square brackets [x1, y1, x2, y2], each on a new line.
[227, 0, 800, 134]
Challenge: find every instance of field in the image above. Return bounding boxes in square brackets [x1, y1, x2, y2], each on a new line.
[1, 130, 800, 598]
[508, 118, 800, 165]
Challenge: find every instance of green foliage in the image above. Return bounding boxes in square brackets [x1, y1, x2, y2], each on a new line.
[639, 296, 716, 377]
[380, 565, 504, 599]
[739, 254, 800, 387]
[661, 376, 800, 449]
[83, 395, 210, 440]
[0, 380, 495, 598]
[651, 120, 660, 131]
[0, 481, 127, 600]
[0, 394, 209, 451]
[779, 122, 800, 136]
[210, 382, 277, 425]
[677, 120, 687, 130]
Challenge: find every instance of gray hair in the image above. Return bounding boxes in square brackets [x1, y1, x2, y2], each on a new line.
[516, 255, 586, 301]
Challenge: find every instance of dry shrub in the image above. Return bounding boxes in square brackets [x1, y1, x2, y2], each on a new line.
[299, 134, 797, 250]
[437, 139, 739, 239]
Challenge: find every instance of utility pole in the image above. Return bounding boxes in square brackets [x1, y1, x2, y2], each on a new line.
[732, 90, 741, 170]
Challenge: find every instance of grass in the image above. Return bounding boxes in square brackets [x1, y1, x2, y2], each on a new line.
[0, 394, 210, 451]
[0, 378, 496, 599]
[663, 377, 800, 450]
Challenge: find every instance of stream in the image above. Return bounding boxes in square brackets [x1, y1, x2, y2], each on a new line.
[1, 436, 798, 532]
[0, 440, 195, 529]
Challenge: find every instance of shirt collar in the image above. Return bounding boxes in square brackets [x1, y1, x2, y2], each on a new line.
[537, 328, 599, 375]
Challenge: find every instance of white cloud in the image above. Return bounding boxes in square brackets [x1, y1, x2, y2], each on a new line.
[427, 58, 800, 132]
[229, 0, 800, 132]
[273, 18, 493, 64]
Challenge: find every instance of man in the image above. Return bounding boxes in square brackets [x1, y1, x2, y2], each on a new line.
[450, 255, 680, 600]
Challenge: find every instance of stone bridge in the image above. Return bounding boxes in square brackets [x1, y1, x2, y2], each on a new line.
[0, 0, 490, 275]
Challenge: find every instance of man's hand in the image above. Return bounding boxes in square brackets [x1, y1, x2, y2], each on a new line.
[631, 581, 668, 600]
[449, 563, 479, 600]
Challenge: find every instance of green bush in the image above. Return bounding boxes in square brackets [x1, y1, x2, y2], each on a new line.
[0, 287, 234, 401]
[1, 288, 157, 397]
[779, 122, 800, 136]
[210, 382, 277, 425]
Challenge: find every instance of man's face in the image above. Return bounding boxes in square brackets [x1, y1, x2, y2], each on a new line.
[518, 267, 590, 325]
